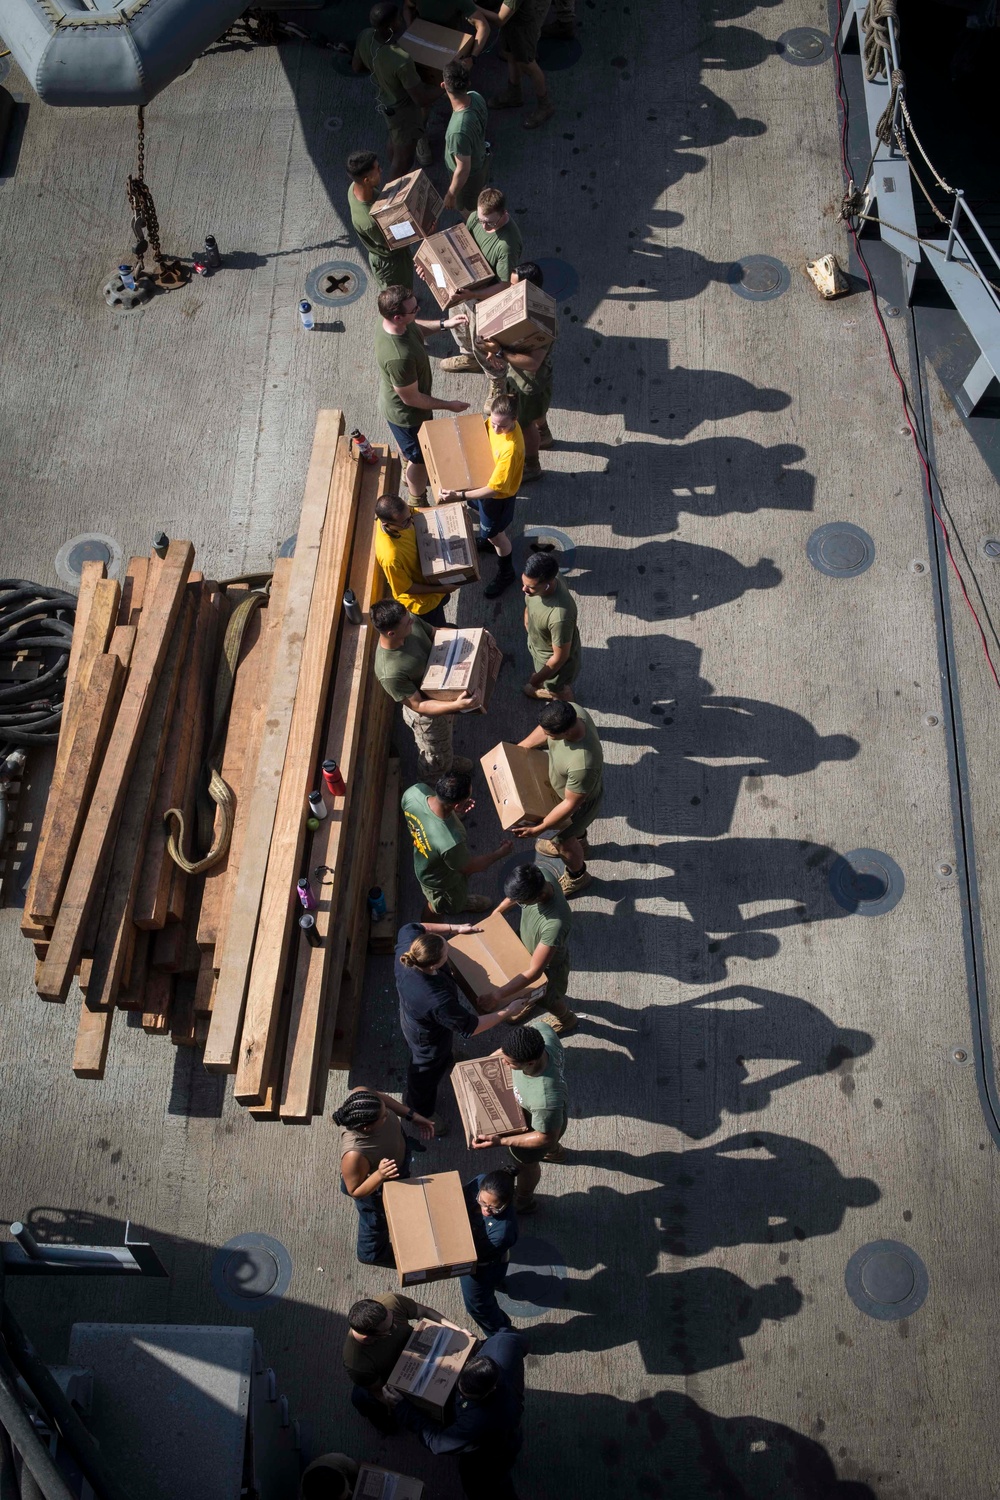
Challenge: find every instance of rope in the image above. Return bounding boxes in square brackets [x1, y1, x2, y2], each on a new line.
[163, 586, 269, 875]
[861, 0, 897, 80]
[0, 582, 76, 749]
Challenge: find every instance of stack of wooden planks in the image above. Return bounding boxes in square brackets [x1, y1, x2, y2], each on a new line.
[22, 410, 396, 1119]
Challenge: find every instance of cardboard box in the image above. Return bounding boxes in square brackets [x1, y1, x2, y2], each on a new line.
[354, 1465, 425, 1500]
[475, 280, 559, 352]
[451, 1055, 528, 1146]
[399, 17, 467, 70]
[383, 1173, 478, 1286]
[421, 627, 502, 713]
[414, 224, 496, 309]
[448, 910, 548, 1006]
[386, 1318, 477, 1419]
[418, 413, 496, 500]
[480, 741, 562, 830]
[414, 503, 480, 586]
[371, 169, 442, 251]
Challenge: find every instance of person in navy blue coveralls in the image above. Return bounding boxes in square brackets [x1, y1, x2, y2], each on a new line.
[460, 1170, 520, 1335]
[398, 1328, 526, 1500]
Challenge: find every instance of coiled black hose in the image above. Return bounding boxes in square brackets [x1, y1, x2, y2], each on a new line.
[0, 582, 77, 750]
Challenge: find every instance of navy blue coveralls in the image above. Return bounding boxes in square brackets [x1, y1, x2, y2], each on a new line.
[460, 1175, 519, 1336]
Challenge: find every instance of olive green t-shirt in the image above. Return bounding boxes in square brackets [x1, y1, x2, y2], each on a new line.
[354, 27, 421, 109]
[465, 212, 522, 284]
[342, 1293, 423, 1388]
[348, 188, 414, 291]
[511, 1020, 568, 1135]
[375, 614, 434, 703]
[445, 91, 489, 177]
[519, 872, 573, 956]
[526, 576, 580, 679]
[401, 782, 469, 907]
[509, 349, 553, 401]
[547, 704, 603, 802]
[415, 0, 475, 22]
[375, 323, 432, 429]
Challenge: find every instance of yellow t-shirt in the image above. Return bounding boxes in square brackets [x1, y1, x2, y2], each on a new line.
[486, 421, 525, 499]
[374, 524, 446, 616]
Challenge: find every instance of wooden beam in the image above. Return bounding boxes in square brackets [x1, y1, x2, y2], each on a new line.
[37, 540, 194, 1001]
[205, 410, 345, 1072]
[165, 585, 225, 927]
[280, 449, 395, 1119]
[369, 756, 401, 954]
[235, 433, 362, 1103]
[117, 928, 150, 1010]
[142, 970, 173, 1033]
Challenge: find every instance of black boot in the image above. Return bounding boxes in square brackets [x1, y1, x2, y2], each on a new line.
[484, 556, 516, 598]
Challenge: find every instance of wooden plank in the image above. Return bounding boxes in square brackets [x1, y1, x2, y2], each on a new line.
[72, 995, 115, 1079]
[38, 541, 194, 1002]
[142, 970, 173, 1033]
[196, 602, 265, 950]
[21, 569, 118, 940]
[117, 928, 150, 1010]
[170, 977, 198, 1046]
[194, 949, 217, 1016]
[118, 555, 148, 625]
[234, 432, 362, 1102]
[108, 624, 137, 669]
[205, 409, 345, 1072]
[27, 654, 125, 927]
[279, 449, 395, 1119]
[368, 756, 401, 954]
[210, 564, 291, 965]
[151, 922, 185, 974]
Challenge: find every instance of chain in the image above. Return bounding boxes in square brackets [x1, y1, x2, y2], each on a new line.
[124, 106, 189, 290]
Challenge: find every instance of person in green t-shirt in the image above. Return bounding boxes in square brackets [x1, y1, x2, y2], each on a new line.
[343, 1291, 446, 1432]
[480, 863, 578, 1034]
[346, 151, 414, 291]
[375, 284, 470, 501]
[372, 597, 475, 779]
[402, 770, 512, 914]
[485, 0, 555, 130]
[407, 0, 491, 57]
[353, 5, 437, 176]
[472, 1020, 568, 1211]
[516, 700, 603, 897]
[432, 186, 524, 373]
[480, 260, 555, 479]
[441, 61, 490, 214]
[521, 550, 580, 701]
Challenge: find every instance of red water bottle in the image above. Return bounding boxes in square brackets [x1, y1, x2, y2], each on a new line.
[350, 428, 379, 464]
[322, 759, 347, 796]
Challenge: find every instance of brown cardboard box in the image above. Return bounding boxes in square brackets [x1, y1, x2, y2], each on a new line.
[414, 503, 480, 585]
[386, 1317, 477, 1419]
[448, 910, 548, 1005]
[418, 413, 496, 500]
[480, 741, 562, 830]
[371, 169, 442, 250]
[475, 280, 559, 352]
[421, 627, 502, 713]
[451, 1055, 528, 1146]
[384, 1173, 478, 1285]
[414, 224, 496, 309]
[354, 1465, 426, 1499]
[399, 17, 466, 70]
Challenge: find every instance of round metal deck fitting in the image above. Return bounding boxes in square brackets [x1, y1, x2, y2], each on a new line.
[829, 847, 905, 916]
[949, 1044, 971, 1065]
[909, 559, 928, 575]
[324, 115, 343, 133]
[980, 538, 1000, 561]
[845, 1240, 928, 1321]
[775, 27, 832, 65]
[806, 522, 875, 578]
[211, 1233, 293, 1311]
[305, 261, 367, 309]
[535, 258, 580, 302]
[495, 1237, 569, 1320]
[518, 525, 576, 571]
[729, 255, 790, 302]
[55, 533, 122, 587]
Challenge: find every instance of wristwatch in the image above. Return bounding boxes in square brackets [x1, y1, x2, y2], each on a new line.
[405, 1107, 415, 1121]
[439, 314, 447, 329]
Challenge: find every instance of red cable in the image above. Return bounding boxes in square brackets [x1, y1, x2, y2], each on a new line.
[832, 5, 1000, 692]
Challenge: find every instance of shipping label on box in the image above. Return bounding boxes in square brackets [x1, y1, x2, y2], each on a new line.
[372, 169, 442, 250]
[421, 627, 502, 713]
[399, 17, 466, 70]
[414, 503, 479, 585]
[354, 1465, 426, 1500]
[386, 1318, 477, 1419]
[417, 412, 496, 500]
[448, 910, 548, 1006]
[475, 280, 558, 351]
[384, 1173, 478, 1286]
[480, 741, 562, 829]
[414, 224, 496, 308]
[451, 1056, 528, 1146]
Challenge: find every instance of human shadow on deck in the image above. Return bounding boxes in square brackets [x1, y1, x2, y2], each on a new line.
[572, 538, 782, 621]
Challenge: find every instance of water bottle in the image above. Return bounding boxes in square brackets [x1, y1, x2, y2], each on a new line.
[367, 887, 388, 922]
[204, 235, 222, 269]
[350, 428, 379, 465]
[343, 589, 362, 624]
[299, 913, 322, 948]
[296, 877, 316, 911]
[119, 265, 136, 292]
[299, 300, 315, 330]
[322, 759, 346, 797]
[308, 789, 328, 821]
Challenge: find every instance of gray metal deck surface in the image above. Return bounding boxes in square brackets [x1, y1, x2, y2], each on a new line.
[1, 0, 999, 1496]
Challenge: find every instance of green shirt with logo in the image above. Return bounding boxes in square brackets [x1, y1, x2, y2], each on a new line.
[401, 782, 469, 909]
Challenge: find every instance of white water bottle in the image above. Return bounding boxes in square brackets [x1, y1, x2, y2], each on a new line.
[299, 300, 315, 330]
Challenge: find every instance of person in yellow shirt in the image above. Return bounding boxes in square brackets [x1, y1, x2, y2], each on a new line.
[440, 393, 524, 598]
[374, 493, 457, 626]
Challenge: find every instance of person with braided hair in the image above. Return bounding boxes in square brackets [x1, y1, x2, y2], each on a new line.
[335, 1085, 435, 1264]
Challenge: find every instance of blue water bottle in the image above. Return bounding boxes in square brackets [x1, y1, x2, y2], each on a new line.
[368, 886, 388, 921]
[119, 264, 136, 291]
[299, 299, 315, 330]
